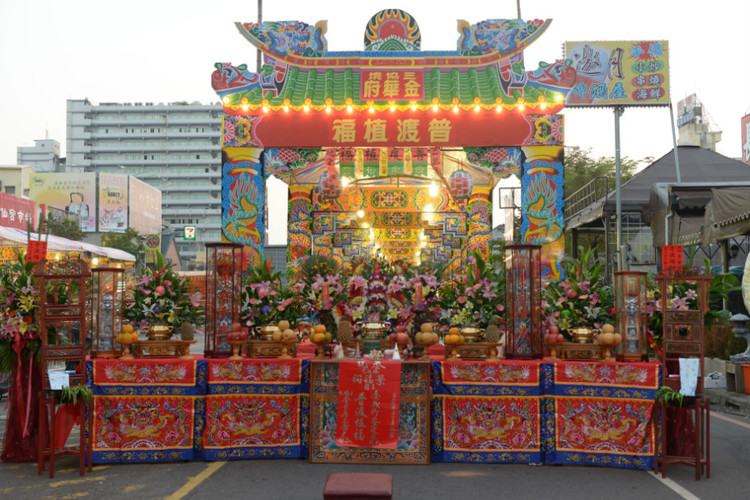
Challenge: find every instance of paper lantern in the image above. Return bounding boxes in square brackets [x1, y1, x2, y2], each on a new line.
[318, 172, 342, 199]
[448, 170, 473, 199]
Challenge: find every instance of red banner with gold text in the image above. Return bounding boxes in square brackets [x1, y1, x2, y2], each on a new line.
[336, 360, 401, 449]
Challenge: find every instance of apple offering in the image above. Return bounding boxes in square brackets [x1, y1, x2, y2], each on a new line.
[543, 325, 564, 345]
[227, 322, 248, 341]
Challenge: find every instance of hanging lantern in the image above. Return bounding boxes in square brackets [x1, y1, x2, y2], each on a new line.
[448, 170, 473, 199]
[318, 171, 342, 199]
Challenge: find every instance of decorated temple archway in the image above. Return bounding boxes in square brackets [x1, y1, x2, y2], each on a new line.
[213, 10, 569, 280]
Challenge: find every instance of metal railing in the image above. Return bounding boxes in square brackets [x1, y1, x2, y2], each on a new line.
[564, 176, 610, 219]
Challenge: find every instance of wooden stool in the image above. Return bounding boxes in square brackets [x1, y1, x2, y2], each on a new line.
[323, 473, 393, 500]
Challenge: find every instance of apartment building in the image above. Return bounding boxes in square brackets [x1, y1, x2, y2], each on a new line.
[17, 139, 64, 173]
[66, 99, 223, 268]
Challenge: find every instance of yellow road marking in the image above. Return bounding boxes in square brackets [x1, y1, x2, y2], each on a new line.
[49, 476, 102, 488]
[124, 484, 146, 493]
[165, 462, 226, 500]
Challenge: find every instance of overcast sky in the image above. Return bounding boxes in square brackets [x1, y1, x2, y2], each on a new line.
[2, 0, 749, 241]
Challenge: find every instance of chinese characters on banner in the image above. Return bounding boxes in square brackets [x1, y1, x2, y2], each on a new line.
[564, 41, 669, 107]
[360, 70, 425, 101]
[336, 360, 401, 449]
[27, 239, 48, 262]
[0, 192, 37, 230]
[662, 245, 683, 272]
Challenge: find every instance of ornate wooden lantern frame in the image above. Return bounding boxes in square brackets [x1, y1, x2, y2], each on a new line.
[656, 267, 711, 393]
[504, 244, 542, 359]
[204, 242, 244, 357]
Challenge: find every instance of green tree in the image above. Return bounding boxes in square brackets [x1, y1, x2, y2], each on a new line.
[564, 146, 647, 251]
[45, 211, 84, 241]
[102, 228, 145, 267]
[564, 146, 643, 196]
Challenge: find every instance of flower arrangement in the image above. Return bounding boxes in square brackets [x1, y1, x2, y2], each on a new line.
[241, 258, 301, 328]
[125, 253, 204, 331]
[543, 246, 615, 335]
[296, 254, 348, 332]
[436, 246, 505, 330]
[0, 250, 39, 374]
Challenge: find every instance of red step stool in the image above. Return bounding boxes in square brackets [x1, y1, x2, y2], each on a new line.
[323, 473, 393, 500]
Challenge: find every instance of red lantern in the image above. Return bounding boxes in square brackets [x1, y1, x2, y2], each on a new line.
[448, 170, 473, 199]
[318, 171, 342, 199]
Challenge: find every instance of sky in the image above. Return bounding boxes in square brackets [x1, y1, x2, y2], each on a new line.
[2, 0, 749, 242]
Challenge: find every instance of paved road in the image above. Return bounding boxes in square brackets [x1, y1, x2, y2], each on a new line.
[2, 402, 750, 500]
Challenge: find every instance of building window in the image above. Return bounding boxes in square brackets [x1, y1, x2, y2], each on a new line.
[5, 186, 15, 195]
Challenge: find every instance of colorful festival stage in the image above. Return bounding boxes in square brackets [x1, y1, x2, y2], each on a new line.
[86, 357, 659, 468]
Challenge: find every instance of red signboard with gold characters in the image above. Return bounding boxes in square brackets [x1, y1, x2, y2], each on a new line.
[336, 360, 401, 449]
[361, 70, 425, 101]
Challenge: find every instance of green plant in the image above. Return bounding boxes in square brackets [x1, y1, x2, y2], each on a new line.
[59, 384, 93, 405]
[656, 385, 686, 407]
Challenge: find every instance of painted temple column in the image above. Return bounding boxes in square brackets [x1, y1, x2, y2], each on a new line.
[520, 145, 565, 281]
[466, 186, 492, 259]
[287, 185, 313, 282]
[221, 147, 266, 267]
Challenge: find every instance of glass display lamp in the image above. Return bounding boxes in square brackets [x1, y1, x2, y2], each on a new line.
[614, 271, 648, 362]
[504, 244, 542, 359]
[89, 267, 125, 358]
[204, 243, 244, 357]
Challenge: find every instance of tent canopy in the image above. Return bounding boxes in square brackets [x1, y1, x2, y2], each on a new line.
[0, 226, 136, 261]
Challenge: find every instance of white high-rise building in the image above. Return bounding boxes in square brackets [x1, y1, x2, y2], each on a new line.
[17, 139, 63, 173]
[66, 99, 223, 268]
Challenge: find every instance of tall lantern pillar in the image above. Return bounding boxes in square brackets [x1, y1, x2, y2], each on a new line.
[287, 185, 313, 284]
[89, 267, 125, 358]
[520, 146, 565, 281]
[222, 147, 265, 267]
[504, 244, 542, 359]
[204, 242, 244, 358]
[614, 271, 648, 362]
[466, 186, 492, 259]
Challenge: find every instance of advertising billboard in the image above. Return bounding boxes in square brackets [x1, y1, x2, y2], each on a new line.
[29, 173, 97, 232]
[128, 176, 162, 235]
[563, 40, 669, 107]
[0, 192, 37, 230]
[98, 173, 129, 232]
[742, 114, 750, 165]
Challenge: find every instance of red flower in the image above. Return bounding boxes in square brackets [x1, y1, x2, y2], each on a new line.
[23, 315, 32, 324]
